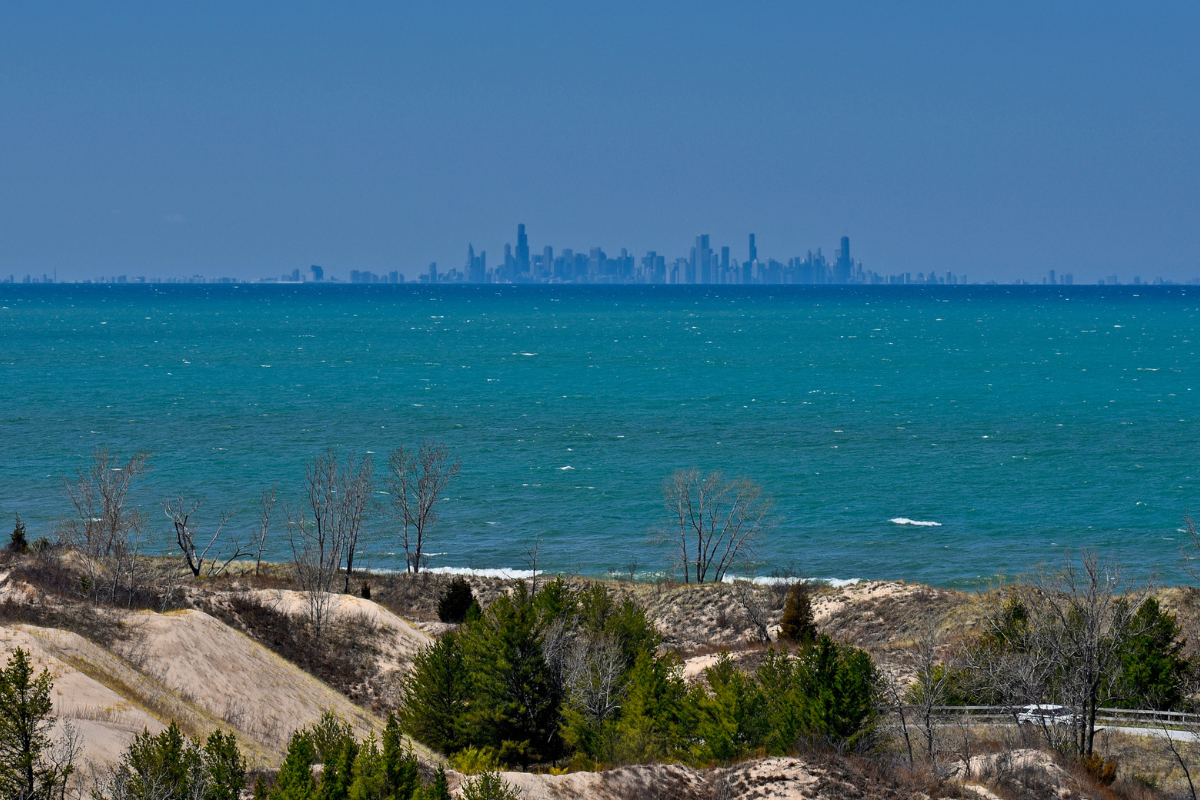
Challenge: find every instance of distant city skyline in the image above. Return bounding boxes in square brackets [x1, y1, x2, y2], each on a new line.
[5, 222, 1195, 287]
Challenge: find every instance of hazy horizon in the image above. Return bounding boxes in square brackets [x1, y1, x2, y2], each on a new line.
[2, 3, 1198, 283]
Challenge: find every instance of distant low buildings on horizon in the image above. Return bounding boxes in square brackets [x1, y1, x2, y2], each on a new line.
[3, 225, 1198, 287]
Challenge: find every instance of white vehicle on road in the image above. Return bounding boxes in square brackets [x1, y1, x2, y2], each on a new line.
[1017, 704, 1078, 726]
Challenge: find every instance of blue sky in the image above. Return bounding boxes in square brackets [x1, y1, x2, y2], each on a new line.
[1, 2, 1198, 282]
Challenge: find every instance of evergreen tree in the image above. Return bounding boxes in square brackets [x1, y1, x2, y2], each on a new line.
[422, 766, 450, 800]
[795, 635, 881, 749]
[0, 647, 63, 799]
[779, 582, 816, 644]
[689, 653, 768, 762]
[306, 711, 355, 767]
[755, 646, 806, 755]
[317, 738, 357, 800]
[271, 732, 318, 800]
[1115, 597, 1192, 710]
[613, 652, 688, 761]
[382, 713, 419, 800]
[459, 771, 522, 800]
[8, 513, 28, 554]
[204, 729, 248, 800]
[346, 735, 385, 800]
[399, 632, 469, 753]
[464, 582, 562, 766]
[437, 578, 477, 623]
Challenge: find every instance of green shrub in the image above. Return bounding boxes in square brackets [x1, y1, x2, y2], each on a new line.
[459, 771, 522, 800]
[449, 746, 500, 775]
[437, 577, 477, 623]
[1114, 597, 1191, 710]
[779, 581, 816, 644]
[96, 721, 246, 800]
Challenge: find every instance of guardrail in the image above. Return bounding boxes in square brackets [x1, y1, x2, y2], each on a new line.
[888, 706, 1200, 729]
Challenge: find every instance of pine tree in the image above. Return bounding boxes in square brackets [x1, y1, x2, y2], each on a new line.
[1116, 597, 1192, 710]
[204, 729, 248, 800]
[8, 513, 28, 554]
[382, 713, 419, 800]
[0, 647, 62, 799]
[423, 766, 450, 800]
[437, 577, 477, 623]
[464, 582, 562, 766]
[779, 581, 817, 644]
[271, 732, 318, 800]
[399, 632, 469, 753]
[317, 737, 356, 800]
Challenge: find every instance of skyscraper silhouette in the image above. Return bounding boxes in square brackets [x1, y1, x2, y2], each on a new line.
[695, 234, 711, 284]
[834, 236, 851, 283]
[516, 224, 530, 275]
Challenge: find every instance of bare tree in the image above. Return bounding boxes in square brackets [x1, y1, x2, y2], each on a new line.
[302, 448, 373, 594]
[286, 448, 373, 631]
[61, 448, 152, 606]
[62, 448, 151, 558]
[964, 552, 1148, 757]
[883, 674, 916, 769]
[162, 497, 251, 578]
[286, 501, 339, 639]
[907, 615, 957, 772]
[735, 581, 772, 643]
[1029, 552, 1146, 756]
[1161, 720, 1199, 800]
[524, 534, 543, 594]
[386, 441, 460, 574]
[660, 469, 772, 583]
[564, 634, 625, 726]
[254, 484, 277, 576]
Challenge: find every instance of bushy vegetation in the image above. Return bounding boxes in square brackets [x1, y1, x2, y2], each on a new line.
[778, 581, 816, 644]
[93, 722, 246, 800]
[400, 578, 882, 769]
[264, 711, 459, 800]
[436, 577, 478, 624]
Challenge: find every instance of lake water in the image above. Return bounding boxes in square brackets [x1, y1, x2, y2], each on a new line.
[2, 283, 1197, 588]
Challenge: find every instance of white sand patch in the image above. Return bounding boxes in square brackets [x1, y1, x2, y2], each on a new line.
[0, 626, 164, 772]
[811, 580, 915, 622]
[682, 651, 745, 680]
[249, 589, 432, 672]
[125, 609, 384, 749]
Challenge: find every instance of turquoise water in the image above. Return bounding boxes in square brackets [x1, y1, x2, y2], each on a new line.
[1, 284, 1197, 588]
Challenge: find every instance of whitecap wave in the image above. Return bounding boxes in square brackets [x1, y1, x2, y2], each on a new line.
[889, 517, 942, 527]
[425, 566, 541, 579]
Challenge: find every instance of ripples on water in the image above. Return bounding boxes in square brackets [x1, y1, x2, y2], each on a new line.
[1, 283, 1196, 588]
